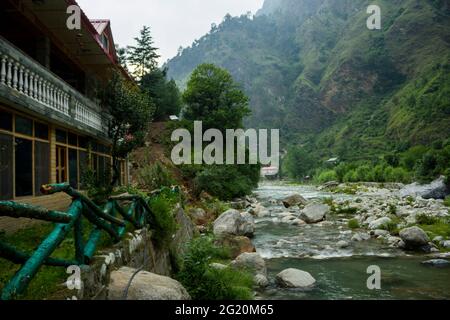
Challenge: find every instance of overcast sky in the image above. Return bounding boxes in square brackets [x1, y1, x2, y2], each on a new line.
[77, 0, 265, 65]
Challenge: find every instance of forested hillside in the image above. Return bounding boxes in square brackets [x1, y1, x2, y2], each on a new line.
[166, 0, 450, 179]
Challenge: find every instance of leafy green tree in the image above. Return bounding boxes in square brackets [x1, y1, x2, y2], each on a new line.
[140, 68, 182, 121]
[101, 71, 154, 185]
[183, 63, 250, 131]
[179, 64, 259, 200]
[283, 145, 315, 180]
[127, 26, 160, 80]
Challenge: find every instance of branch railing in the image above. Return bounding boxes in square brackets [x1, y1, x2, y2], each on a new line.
[0, 183, 159, 300]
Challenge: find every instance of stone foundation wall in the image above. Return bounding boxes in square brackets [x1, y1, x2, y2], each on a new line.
[75, 205, 195, 300]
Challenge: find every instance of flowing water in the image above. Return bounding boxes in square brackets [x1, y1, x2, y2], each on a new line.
[253, 181, 450, 300]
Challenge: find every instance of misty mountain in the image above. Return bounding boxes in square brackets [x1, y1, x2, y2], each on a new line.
[166, 0, 450, 161]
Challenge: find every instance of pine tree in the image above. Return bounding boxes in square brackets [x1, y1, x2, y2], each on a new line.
[127, 26, 160, 80]
[115, 45, 129, 72]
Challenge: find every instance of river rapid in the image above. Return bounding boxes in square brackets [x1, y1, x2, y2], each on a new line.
[252, 181, 450, 300]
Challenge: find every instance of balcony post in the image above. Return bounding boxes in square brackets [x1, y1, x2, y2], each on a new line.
[0, 55, 6, 84]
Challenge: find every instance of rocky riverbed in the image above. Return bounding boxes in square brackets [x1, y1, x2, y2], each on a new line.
[214, 180, 450, 300]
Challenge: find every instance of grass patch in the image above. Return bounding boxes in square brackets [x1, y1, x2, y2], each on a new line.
[419, 217, 450, 239]
[348, 219, 360, 229]
[0, 218, 116, 300]
[415, 213, 439, 225]
[332, 185, 358, 195]
[444, 196, 450, 207]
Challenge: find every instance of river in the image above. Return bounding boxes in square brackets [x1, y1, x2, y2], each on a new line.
[252, 181, 450, 300]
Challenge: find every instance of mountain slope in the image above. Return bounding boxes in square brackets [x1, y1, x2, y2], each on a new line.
[166, 0, 450, 161]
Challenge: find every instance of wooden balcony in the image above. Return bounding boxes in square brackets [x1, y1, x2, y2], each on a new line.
[0, 36, 109, 138]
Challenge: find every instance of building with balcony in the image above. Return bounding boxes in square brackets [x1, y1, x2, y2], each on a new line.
[0, 0, 129, 232]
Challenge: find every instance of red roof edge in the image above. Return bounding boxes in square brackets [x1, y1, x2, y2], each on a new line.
[65, 0, 134, 82]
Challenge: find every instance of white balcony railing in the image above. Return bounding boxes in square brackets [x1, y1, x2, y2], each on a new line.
[0, 37, 106, 134]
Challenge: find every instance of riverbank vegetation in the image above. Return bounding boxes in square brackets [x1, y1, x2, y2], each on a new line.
[283, 139, 450, 185]
[175, 236, 253, 300]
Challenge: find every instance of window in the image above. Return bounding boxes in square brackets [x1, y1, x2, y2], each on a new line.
[15, 138, 33, 197]
[56, 129, 67, 144]
[69, 149, 78, 189]
[0, 133, 13, 200]
[0, 110, 12, 131]
[101, 34, 109, 51]
[68, 133, 78, 147]
[56, 146, 67, 183]
[79, 136, 88, 149]
[15, 116, 33, 136]
[35, 141, 50, 195]
[35, 122, 49, 140]
[79, 150, 88, 189]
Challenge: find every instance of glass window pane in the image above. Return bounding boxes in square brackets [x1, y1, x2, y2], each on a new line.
[56, 129, 67, 144]
[0, 133, 13, 200]
[79, 151, 88, 190]
[0, 110, 13, 131]
[79, 136, 88, 149]
[34, 122, 49, 140]
[15, 138, 33, 197]
[15, 116, 33, 136]
[91, 141, 98, 152]
[68, 133, 78, 146]
[35, 142, 50, 196]
[69, 149, 78, 189]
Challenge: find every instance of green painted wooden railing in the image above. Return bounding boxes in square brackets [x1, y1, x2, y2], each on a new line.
[0, 183, 159, 300]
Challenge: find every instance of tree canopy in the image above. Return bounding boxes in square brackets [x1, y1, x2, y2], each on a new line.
[182, 63, 250, 131]
[127, 26, 160, 80]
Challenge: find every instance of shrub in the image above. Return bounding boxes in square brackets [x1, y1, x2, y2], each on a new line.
[343, 170, 358, 183]
[380, 221, 399, 235]
[201, 198, 230, 219]
[355, 165, 373, 182]
[193, 164, 260, 200]
[80, 168, 113, 205]
[148, 191, 179, 246]
[176, 236, 253, 300]
[137, 162, 174, 191]
[348, 219, 360, 229]
[388, 167, 411, 183]
[315, 170, 338, 183]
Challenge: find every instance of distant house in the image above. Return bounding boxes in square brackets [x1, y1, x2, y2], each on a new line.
[261, 166, 279, 177]
[169, 115, 180, 121]
[0, 0, 129, 212]
[325, 157, 340, 165]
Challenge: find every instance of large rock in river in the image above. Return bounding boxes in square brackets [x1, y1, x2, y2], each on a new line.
[108, 267, 190, 300]
[282, 194, 308, 208]
[399, 226, 430, 248]
[276, 268, 316, 288]
[215, 235, 256, 258]
[231, 252, 267, 276]
[399, 176, 449, 199]
[213, 209, 255, 237]
[300, 203, 330, 224]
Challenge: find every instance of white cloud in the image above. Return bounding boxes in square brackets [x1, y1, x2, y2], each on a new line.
[76, 0, 264, 64]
